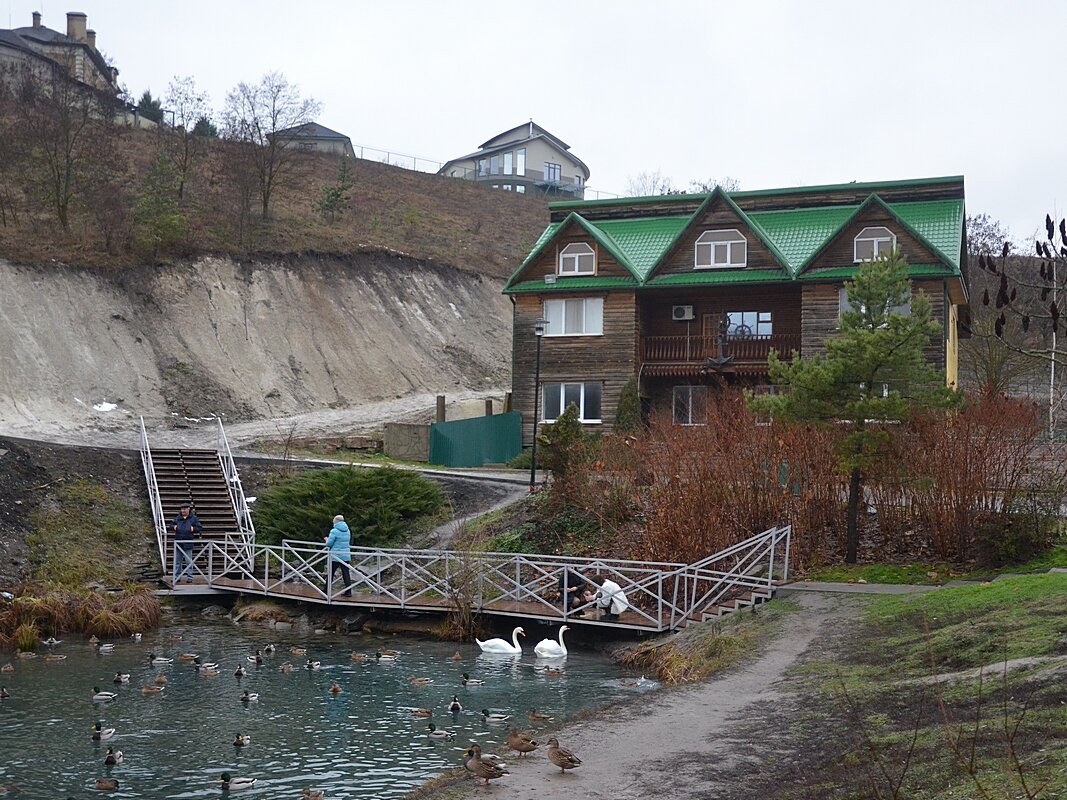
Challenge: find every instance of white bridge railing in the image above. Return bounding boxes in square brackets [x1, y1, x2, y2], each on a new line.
[139, 416, 168, 570]
[176, 526, 791, 631]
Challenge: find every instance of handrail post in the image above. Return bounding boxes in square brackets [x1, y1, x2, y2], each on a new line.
[657, 572, 663, 630]
[783, 525, 792, 582]
[208, 544, 214, 585]
[326, 553, 333, 603]
[767, 528, 776, 591]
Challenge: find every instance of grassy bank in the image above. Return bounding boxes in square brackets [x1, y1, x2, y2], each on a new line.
[780, 574, 1067, 799]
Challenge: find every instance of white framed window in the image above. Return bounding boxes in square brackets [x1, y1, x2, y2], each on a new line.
[490, 155, 501, 175]
[543, 297, 604, 336]
[726, 311, 772, 338]
[516, 148, 526, 176]
[558, 242, 595, 275]
[673, 385, 708, 426]
[544, 162, 562, 182]
[477, 159, 487, 177]
[515, 185, 526, 194]
[839, 286, 912, 320]
[542, 382, 602, 423]
[695, 229, 747, 268]
[503, 152, 513, 176]
[854, 226, 896, 261]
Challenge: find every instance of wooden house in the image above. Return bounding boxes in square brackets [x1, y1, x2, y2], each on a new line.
[503, 175, 969, 443]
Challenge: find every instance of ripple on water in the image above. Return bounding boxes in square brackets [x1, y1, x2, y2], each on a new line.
[0, 612, 638, 798]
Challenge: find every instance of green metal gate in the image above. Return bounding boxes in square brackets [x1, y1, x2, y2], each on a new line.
[429, 412, 521, 468]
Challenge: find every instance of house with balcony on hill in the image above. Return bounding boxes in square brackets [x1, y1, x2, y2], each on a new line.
[503, 175, 969, 443]
[439, 121, 590, 198]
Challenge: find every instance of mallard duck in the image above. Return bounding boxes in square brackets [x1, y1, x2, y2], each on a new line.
[278, 662, 294, 673]
[240, 690, 259, 703]
[95, 777, 119, 790]
[247, 650, 264, 665]
[461, 672, 484, 686]
[350, 652, 369, 662]
[288, 646, 306, 656]
[475, 626, 524, 655]
[154, 674, 168, 686]
[528, 707, 553, 722]
[92, 687, 118, 702]
[329, 681, 342, 694]
[380, 648, 401, 657]
[618, 677, 640, 688]
[305, 659, 321, 671]
[0, 686, 10, 699]
[450, 651, 462, 662]
[302, 788, 324, 800]
[89, 635, 100, 644]
[533, 625, 570, 658]
[481, 708, 510, 723]
[374, 651, 397, 663]
[233, 733, 251, 746]
[542, 666, 565, 677]
[177, 652, 199, 662]
[263, 643, 276, 654]
[194, 659, 220, 671]
[507, 726, 538, 757]
[149, 653, 172, 665]
[426, 723, 455, 740]
[43, 636, 62, 646]
[409, 707, 433, 718]
[166, 634, 183, 643]
[407, 675, 434, 686]
[466, 744, 509, 785]
[218, 773, 256, 791]
[103, 747, 123, 765]
[141, 684, 164, 695]
[113, 672, 130, 684]
[16, 650, 36, 659]
[0, 663, 13, 673]
[199, 667, 220, 677]
[44, 653, 67, 662]
[96, 643, 115, 654]
[91, 722, 115, 741]
[547, 737, 582, 773]
[131, 632, 142, 642]
[448, 695, 463, 712]
[234, 665, 247, 678]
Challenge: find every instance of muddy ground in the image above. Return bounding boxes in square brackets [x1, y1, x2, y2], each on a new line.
[0, 435, 517, 587]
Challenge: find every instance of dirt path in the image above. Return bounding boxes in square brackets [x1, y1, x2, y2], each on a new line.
[448, 593, 853, 800]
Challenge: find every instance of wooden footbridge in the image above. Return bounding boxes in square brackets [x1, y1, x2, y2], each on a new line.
[140, 419, 791, 633]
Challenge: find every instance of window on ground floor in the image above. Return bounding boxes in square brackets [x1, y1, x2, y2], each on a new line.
[673, 385, 708, 426]
[542, 382, 602, 423]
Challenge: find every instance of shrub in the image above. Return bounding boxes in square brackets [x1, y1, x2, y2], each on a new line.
[507, 449, 532, 470]
[13, 622, 39, 651]
[614, 376, 642, 434]
[253, 466, 444, 547]
[86, 609, 134, 639]
[113, 584, 162, 630]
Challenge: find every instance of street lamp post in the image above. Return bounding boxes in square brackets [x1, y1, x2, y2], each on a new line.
[529, 317, 547, 491]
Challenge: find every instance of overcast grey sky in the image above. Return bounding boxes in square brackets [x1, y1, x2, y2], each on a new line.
[6, 1, 1062, 242]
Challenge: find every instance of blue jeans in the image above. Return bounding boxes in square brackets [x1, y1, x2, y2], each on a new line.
[173, 542, 195, 583]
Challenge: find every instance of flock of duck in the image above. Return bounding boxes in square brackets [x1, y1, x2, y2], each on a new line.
[0, 623, 615, 795]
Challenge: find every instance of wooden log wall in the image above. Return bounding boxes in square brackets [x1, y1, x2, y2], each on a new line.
[511, 292, 637, 445]
[513, 219, 633, 284]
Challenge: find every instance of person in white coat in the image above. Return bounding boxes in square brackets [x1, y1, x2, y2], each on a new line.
[585, 574, 628, 620]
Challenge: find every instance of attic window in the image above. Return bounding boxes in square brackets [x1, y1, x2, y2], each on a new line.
[559, 242, 595, 276]
[854, 226, 896, 262]
[695, 230, 747, 268]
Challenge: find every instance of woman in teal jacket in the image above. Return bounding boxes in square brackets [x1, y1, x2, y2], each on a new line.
[324, 515, 353, 597]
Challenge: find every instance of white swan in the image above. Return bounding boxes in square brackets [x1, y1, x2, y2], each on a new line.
[533, 625, 570, 658]
[476, 626, 525, 655]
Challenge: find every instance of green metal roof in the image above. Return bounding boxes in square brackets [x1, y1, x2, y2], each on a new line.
[799, 263, 958, 281]
[645, 269, 790, 287]
[504, 276, 637, 295]
[890, 200, 964, 268]
[589, 216, 691, 280]
[747, 205, 856, 273]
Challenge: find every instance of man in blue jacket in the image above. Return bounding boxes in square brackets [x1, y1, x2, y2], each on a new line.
[324, 514, 353, 597]
[171, 502, 203, 584]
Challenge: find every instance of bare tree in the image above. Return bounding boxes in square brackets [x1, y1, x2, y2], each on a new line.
[162, 76, 212, 200]
[221, 72, 321, 219]
[688, 176, 741, 193]
[625, 169, 679, 197]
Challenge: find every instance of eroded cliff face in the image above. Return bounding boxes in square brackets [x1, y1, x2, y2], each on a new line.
[0, 253, 511, 437]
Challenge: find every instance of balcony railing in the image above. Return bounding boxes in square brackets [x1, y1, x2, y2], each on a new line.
[642, 333, 801, 366]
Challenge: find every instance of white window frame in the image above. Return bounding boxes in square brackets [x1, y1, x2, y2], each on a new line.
[543, 297, 604, 337]
[541, 382, 603, 423]
[726, 310, 773, 339]
[558, 242, 596, 276]
[672, 385, 708, 426]
[854, 226, 896, 262]
[695, 229, 748, 268]
[515, 185, 526, 194]
[516, 148, 526, 176]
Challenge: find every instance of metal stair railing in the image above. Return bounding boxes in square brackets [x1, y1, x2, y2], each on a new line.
[216, 418, 256, 568]
[139, 416, 168, 571]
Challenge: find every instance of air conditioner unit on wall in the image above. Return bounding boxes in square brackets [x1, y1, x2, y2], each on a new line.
[672, 305, 695, 321]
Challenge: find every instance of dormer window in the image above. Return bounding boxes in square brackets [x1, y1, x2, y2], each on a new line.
[559, 242, 595, 275]
[695, 229, 747, 268]
[854, 226, 896, 261]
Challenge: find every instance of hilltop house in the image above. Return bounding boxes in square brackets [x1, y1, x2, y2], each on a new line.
[271, 122, 355, 157]
[439, 121, 590, 198]
[504, 176, 969, 443]
[0, 11, 118, 94]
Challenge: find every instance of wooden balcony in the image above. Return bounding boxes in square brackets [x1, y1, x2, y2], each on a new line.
[641, 333, 801, 376]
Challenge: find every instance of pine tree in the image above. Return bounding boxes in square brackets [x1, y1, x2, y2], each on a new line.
[750, 249, 956, 563]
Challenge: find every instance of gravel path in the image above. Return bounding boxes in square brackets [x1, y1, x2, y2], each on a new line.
[449, 593, 853, 799]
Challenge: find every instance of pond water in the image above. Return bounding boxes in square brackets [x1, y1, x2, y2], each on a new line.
[0, 611, 652, 798]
